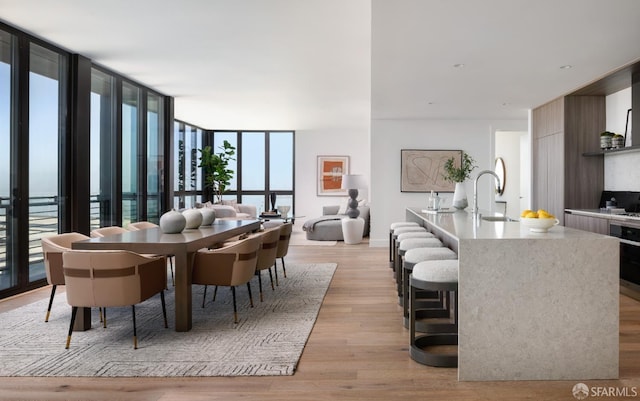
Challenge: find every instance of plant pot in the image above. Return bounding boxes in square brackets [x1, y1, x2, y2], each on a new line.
[452, 182, 468, 210]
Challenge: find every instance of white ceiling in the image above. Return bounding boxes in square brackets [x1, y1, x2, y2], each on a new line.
[1, 0, 640, 129]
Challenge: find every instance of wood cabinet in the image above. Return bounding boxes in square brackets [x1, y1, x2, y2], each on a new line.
[532, 96, 605, 224]
[564, 212, 610, 235]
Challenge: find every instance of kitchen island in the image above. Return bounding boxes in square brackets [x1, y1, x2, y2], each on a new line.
[406, 207, 619, 381]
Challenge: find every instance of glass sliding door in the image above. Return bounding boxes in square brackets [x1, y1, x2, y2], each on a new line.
[241, 132, 265, 212]
[28, 43, 66, 283]
[0, 30, 14, 291]
[146, 92, 164, 222]
[122, 82, 140, 226]
[269, 131, 294, 213]
[90, 68, 117, 229]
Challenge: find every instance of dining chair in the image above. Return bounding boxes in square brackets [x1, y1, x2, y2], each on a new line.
[90, 225, 128, 238]
[192, 235, 262, 323]
[254, 226, 281, 302]
[62, 250, 168, 349]
[127, 221, 175, 286]
[40, 232, 90, 322]
[274, 222, 293, 285]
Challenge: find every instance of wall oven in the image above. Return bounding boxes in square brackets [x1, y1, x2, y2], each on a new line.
[610, 220, 640, 297]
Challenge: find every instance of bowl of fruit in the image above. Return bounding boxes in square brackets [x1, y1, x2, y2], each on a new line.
[519, 209, 559, 233]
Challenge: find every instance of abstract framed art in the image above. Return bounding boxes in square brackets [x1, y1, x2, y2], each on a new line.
[317, 155, 349, 196]
[400, 149, 461, 192]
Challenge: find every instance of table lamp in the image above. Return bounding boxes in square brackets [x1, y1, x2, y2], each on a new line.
[341, 174, 367, 218]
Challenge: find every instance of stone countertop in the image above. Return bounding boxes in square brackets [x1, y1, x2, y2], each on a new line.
[566, 208, 640, 222]
[408, 207, 608, 241]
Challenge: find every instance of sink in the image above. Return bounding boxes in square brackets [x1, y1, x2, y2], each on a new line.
[481, 216, 517, 222]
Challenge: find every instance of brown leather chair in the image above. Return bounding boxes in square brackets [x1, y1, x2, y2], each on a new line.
[62, 250, 168, 349]
[127, 221, 175, 286]
[40, 232, 90, 322]
[192, 235, 262, 323]
[254, 226, 281, 302]
[274, 222, 293, 285]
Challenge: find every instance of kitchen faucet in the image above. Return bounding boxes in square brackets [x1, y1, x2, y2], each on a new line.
[473, 170, 501, 216]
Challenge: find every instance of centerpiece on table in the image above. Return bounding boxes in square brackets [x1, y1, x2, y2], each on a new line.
[443, 152, 476, 209]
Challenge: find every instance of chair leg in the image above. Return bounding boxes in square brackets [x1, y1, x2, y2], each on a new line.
[268, 268, 275, 290]
[281, 257, 287, 278]
[247, 282, 254, 308]
[160, 291, 168, 328]
[45, 285, 57, 322]
[274, 261, 279, 287]
[99, 307, 104, 324]
[257, 271, 264, 302]
[103, 308, 107, 328]
[131, 305, 138, 349]
[231, 286, 238, 324]
[213, 286, 218, 302]
[202, 285, 208, 308]
[66, 306, 78, 349]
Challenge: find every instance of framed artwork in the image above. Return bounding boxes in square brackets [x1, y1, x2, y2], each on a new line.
[401, 149, 461, 192]
[317, 155, 349, 196]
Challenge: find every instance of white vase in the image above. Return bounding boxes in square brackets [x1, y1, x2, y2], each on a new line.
[452, 182, 468, 210]
[199, 208, 216, 226]
[183, 208, 203, 229]
[159, 209, 186, 233]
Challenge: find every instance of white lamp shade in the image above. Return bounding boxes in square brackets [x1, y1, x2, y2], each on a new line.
[341, 174, 367, 190]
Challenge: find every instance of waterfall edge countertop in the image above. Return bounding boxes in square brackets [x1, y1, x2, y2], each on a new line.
[406, 207, 619, 381]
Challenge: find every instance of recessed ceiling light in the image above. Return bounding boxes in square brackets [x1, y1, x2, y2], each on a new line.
[453, 63, 465, 68]
[560, 65, 573, 69]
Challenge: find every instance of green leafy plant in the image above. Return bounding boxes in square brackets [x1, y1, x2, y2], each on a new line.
[198, 140, 236, 203]
[443, 152, 477, 183]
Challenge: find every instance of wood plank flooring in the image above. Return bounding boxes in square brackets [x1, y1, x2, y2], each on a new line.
[1, 241, 640, 400]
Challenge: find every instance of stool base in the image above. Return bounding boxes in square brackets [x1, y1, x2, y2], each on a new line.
[410, 333, 458, 367]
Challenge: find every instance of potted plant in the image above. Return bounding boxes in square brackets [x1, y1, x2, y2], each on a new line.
[198, 140, 236, 203]
[600, 131, 615, 149]
[443, 152, 477, 209]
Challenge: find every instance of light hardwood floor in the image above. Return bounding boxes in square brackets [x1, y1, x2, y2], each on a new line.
[1, 241, 639, 401]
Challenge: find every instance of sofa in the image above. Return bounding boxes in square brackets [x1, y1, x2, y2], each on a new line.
[197, 201, 257, 219]
[303, 205, 370, 241]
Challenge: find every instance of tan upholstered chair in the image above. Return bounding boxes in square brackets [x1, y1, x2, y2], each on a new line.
[127, 221, 175, 286]
[62, 250, 168, 349]
[90, 225, 128, 238]
[254, 226, 281, 302]
[40, 232, 90, 322]
[192, 235, 262, 323]
[274, 222, 293, 285]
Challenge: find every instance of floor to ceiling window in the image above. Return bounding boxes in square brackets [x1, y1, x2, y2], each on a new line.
[177, 129, 295, 214]
[90, 68, 117, 229]
[0, 30, 14, 291]
[0, 20, 172, 300]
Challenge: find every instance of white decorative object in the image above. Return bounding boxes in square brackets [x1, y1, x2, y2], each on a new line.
[520, 217, 559, 233]
[159, 209, 186, 233]
[199, 208, 216, 226]
[277, 205, 291, 220]
[452, 182, 468, 209]
[183, 208, 203, 229]
[341, 217, 365, 244]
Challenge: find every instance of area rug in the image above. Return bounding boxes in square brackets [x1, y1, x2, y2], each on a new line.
[0, 262, 337, 377]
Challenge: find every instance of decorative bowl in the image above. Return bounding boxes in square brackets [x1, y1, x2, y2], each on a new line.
[520, 217, 559, 233]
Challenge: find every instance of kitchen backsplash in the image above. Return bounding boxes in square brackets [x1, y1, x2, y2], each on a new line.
[604, 152, 640, 191]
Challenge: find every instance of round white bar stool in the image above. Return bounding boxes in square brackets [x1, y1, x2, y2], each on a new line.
[394, 232, 436, 274]
[402, 247, 457, 329]
[391, 226, 427, 270]
[395, 237, 443, 289]
[409, 259, 459, 367]
[389, 222, 420, 262]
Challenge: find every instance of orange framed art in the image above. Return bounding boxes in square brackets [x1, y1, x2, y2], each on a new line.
[317, 155, 349, 196]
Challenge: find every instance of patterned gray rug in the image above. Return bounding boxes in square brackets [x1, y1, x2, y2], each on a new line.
[0, 262, 337, 377]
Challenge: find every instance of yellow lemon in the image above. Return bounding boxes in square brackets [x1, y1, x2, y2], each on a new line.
[525, 211, 539, 218]
[521, 209, 533, 217]
[539, 210, 554, 219]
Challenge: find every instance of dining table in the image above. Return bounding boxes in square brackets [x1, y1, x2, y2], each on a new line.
[71, 218, 261, 332]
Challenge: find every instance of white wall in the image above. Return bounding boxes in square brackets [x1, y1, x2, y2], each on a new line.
[495, 131, 526, 219]
[369, 118, 527, 247]
[605, 87, 640, 190]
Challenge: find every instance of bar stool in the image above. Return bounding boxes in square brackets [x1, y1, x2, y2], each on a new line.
[389, 222, 420, 262]
[402, 247, 457, 329]
[391, 226, 427, 270]
[395, 237, 443, 293]
[394, 232, 436, 273]
[409, 259, 459, 367]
